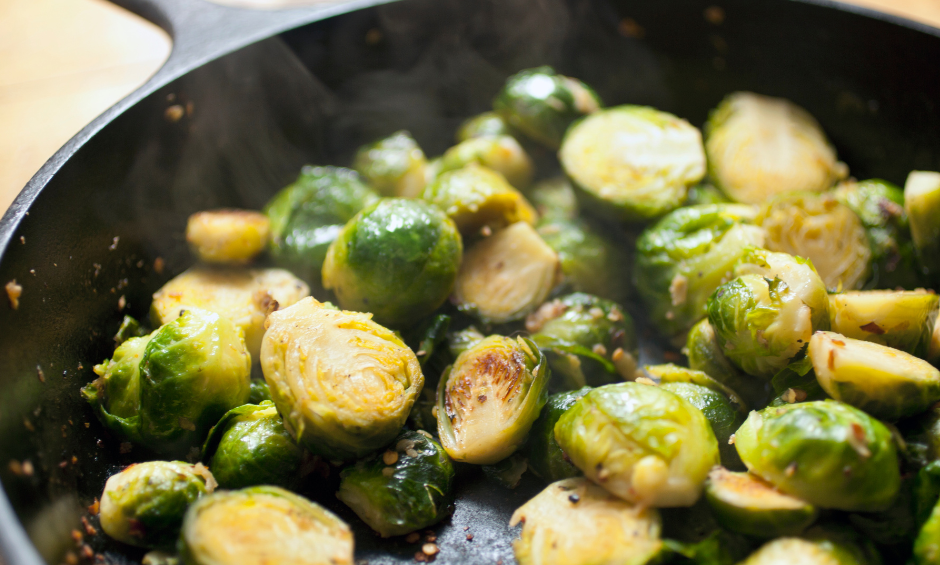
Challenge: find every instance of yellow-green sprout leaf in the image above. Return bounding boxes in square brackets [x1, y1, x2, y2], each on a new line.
[456, 111, 511, 142]
[828, 290, 938, 357]
[82, 333, 153, 445]
[684, 318, 772, 409]
[439, 136, 534, 190]
[915, 494, 940, 565]
[705, 467, 817, 538]
[353, 130, 428, 198]
[905, 171, 940, 287]
[739, 537, 869, 565]
[185, 209, 270, 265]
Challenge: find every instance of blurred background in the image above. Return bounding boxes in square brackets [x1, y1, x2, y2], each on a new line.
[1, 0, 938, 214]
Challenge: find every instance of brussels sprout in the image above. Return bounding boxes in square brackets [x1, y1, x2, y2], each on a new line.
[686, 183, 733, 206]
[264, 165, 379, 282]
[738, 537, 869, 565]
[704, 467, 818, 538]
[658, 381, 745, 469]
[808, 331, 940, 420]
[420, 164, 537, 237]
[261, 297, 424, 461]
[662, 529, 755, 565]
[99, 461, 216, 548]
[634, 204, 765, 335]
[847, 471, 918, 547]
[494, 66, 602, 149]
[559, 105, 706, 221]
[453, 222, 560, 324]
[915, 497, 940, 565]
[83, 333, 152, 444]
[447, 325, 486, 359]
[178, 486, 353, 565]
[526, 387, 591, 483]
[509, 477, 663, 565]
[685, 318, 772, 409]
[247, 379, 271, 404]
[403, 313, 451, 369]
[704, 92, 848, 204]
[321, 198, 462, 328]
[484, 452, 530, 489]
[768, 354, 827, 407]
[336, 430, 454, 537]
[757, 192, 872, 291]
[537, 218, 629, 302]
[905, 171, 940, 287]
[150, 266, 309, 361]
[528, 293, 637, 389]
[437, 335, 549, 465]
[829, 290, 938, 357]
[185, 210, 270, 265]
[834, 178, 920, 289]
[352, 130, 428, 198]
[439, 136, 534, 190]
[142, 551, 179, 565]
[456, 111, 511, 142]
[916, 461, 940, 526]
[733, 400, 900, 511]
[528, 177, 579, 221]
[114, 315, 148, 346]
[644, 363, 746, 409]
[202, 401, 303, 489]
[555, 382, 720, 507]
[900, 405, 940, 469]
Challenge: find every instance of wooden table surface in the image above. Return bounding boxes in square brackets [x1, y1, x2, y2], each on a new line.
[1, 0, 939, 214]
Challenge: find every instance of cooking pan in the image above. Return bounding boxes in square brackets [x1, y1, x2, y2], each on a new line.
[2, 0, 940, 562]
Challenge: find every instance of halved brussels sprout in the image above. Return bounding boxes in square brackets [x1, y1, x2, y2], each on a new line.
[420, 164, 536, 236]
[247, 379, 271, 404]
[644, 363, 745, 409]
[738, 537, 869, 565]
[337, 430, 454, 537]
[439, 136, 534, 190]
[509, 478, 663, 565]
[684, 318, 772, 409]
[916, 496, 940, 565]
[261, 297, 424, 460]
[178, 486, 353, 565]
[634, 204, 765, 335]
[321, 198, 462, 328]
[202, 401, 303, 490]
[559, 105, 706, 221]
[705, 467, 818, 538]
[437, 335, 549, 465]
[757, 192, 872, 291]
[82, 332, 153, 445]
[456, 111, 511, 142]
[808, 330, 940, 420]
[555, 382, 719, 507]
[453, 222, 560, 324]
[905, 171, 940, 287]
[150, 266, 309, 360]
[704, 92, 848, 204]
[99, 461, 215, 548]
[529, 293, 637, 389]
[658, 380, 745, 469]
[528, 177, 579, 221]
[526, 387, 591, 483]
[734, 400, 900, 511]
[185, 210, 270, 265]
[537, 218, 628, 302]
[353, 130, 428, 198]
[829, 290, 938, 357]
[264, 165, 379, 282]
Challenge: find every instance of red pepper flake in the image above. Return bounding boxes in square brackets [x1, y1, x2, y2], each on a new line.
[828, 349, 836, 370]
[859, 322, 885, 335]
[87, 498, 100, 516]
[154, 257, 165, 274]
[81, 516, 97, 536]
[70, 529, 83, 545]
[64, 550, 79, 565]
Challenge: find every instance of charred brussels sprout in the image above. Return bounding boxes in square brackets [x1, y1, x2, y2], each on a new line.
[528, 293, 637, 389]
[757, 192, 872, 291]
[439, 136, 534, 190]
[437, 335, 549, 465]
[337, 430, 454, 537]
[733, 400, 900, 511]
[179, 486, 353, 565]
[494, 66, 601, 149]
[526, 387, 591, 483]
[99, 461, 216, 548]
[456, 111, 511, 142]
[828, 290, 938, 357]
[704, 92, 848, 204]
[705, 467, 818, 538]
[684, 318, 771, 409]
[555, 382, 720, 507]
[202, 402, 303, 490]
[905, 171, 940, 287]
[537, 218, 628, 302]
[264, 165, 379, 282]
[658, 381, 745, 469]
[83, 333, 153, 444]
[808, 331, 940, 421]
[322, 198, 462, 328]
[739, 537, 870, 565]
[261, 298, 423, 461]
[634, 204, 765, 335]
[353, 130, 428, 198]
[560, 105, 706, 221]
[185, 210, 269, 265]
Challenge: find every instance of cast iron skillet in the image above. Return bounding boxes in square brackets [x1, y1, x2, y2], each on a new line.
[2, 0, 940, 563]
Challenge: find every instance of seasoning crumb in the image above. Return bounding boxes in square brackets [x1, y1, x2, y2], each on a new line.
[568, 494, 580, 503]
[154, 257, 165, 274]
[23, 417, 34, 431]
[81, 545, 94, 559]
[64, 550, 79, 565]
[414, 552, 428, 562]
[405, 532, 421, 544]
[635, 377, 656, 386]
[415, 350, 426, 357]
[81, 516, 97, 536]
[383, 451, 399, 465]
[592, 343, 607, 356]
[422, 543, 439, 556]
[117, 295, 126, 311]
[36, 364, 45, 383]
[78, 362, 83, 370]
[426, 535, 436, 543]
[88, 498, 99, 516]
[21, 460, 34, 476]
[71, 529, 83, 544]
[466, 534, 473, 541]
[84, 422, 90, 428]
[416, 430, 433, 439]
[5, 280, 22, 309]
[463, 526, 470, 531]
[119, 442, 133, 454]
[19, 236, 25, 245]
[382, 467, 395, 477]
[612, 347, 624, 361]
[109, 237, 120, 251]
[704, 5, 725, 24]
[164, 105, 185, 122]
[480, 225, 492, 237]
[785, 462, 797, 477]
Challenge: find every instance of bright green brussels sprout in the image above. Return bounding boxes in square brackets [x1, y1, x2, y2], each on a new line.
[353, 130, 428, 198]
[178, 486, 353, 565]
[509, 477, 663, 565]
[437, 335, 549, 464]
[83, 332, 153, 445]
[916, 461, 940, 526]
[634, 204, 765, 335]
[456, 111, 511, 142]
[264, 165, 379, 282]
[246, 379, 271, 404]
[559, 105, 706, 221]
[528, 293, 637, 389]
[704, 92, 848, 205]
[916, 497, 940, 565]
[322, 198, 462, 328]
[185, 209, 270, 266]
[757, 192, 872, 291]
[686, 183, 733, 206]
[644, 363, 746, 408]
[526, 387, 591, 483]
[906, 171, 940, 287]
[808, 331, 940, 421]
[150, 267, 309, 361]
[658, 381, 745, 469]
[829, 290, 938, 357]
[261, 297, 424, 460]
[439, 136, 534, 190]
[704, 467, 818, 538]
[336, 430, 454, 537]
[537, 218, 629, 302]
[733, 400, 900, 511]
[684, 318, 772, 409]
[738, 537, 869, 565]
[453, 221, 560, 324]
[494, 66, 602, 149]
[202, 401, 303, 490]
[528, 177, 579, 221]
[834, 178, 920, 290]
[420, 163, 536, 236]
[114, 315, 148, 346]
[99, 461, 216, 548]
[555, 382, 720, 507]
